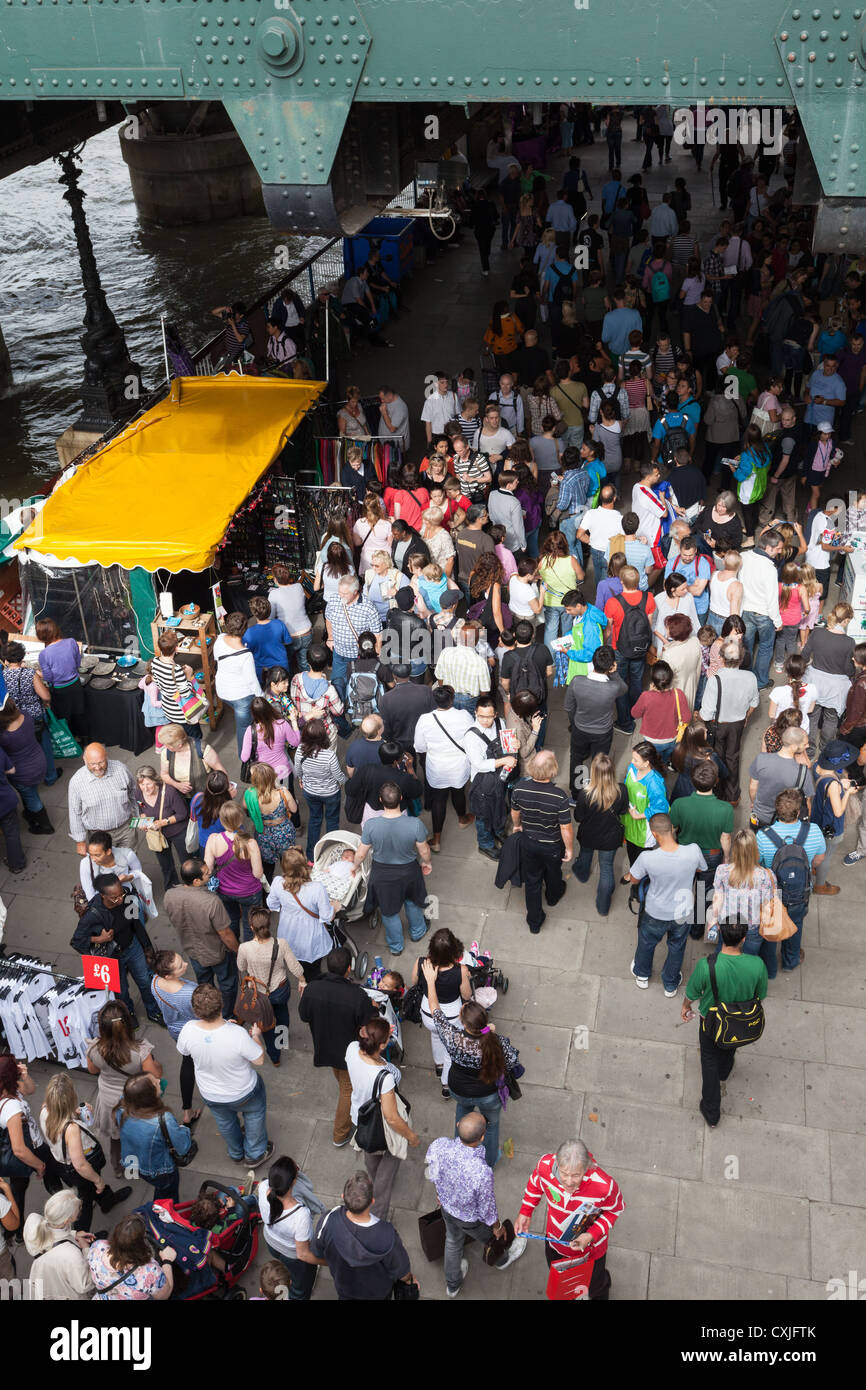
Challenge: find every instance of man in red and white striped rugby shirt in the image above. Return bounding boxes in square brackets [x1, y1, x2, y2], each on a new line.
[515, 1138, 625, 1299]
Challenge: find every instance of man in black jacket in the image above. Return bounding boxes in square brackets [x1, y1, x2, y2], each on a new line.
[310, 1170, 417, 1300]
[297, 947, 377, 1147]
[345, 740, 423, 823]
[381, 590, 431, 679]
[379, 664, 436, 750]
[72, 873, 161, 1027]
[391, 519, 430, 575]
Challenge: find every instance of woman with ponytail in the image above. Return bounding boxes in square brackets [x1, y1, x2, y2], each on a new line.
[203, 801, 265, 944]
[768, 651, 817, 735]
[345, 1016, 419, 1217]
[256, 1154, 319, 1300]
[23, 1189, 95, 1299]
[86, 1000, 163, 1176]
[422, 962, 520, 1170]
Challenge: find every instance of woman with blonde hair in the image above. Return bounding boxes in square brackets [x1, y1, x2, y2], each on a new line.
[363, 548, 406, 620]
[23, 1189, 95, 1300]
[266, 847, 334, 980]
[352, 493, 392, 575]
[538, 530, 584, 644]
[420, 505, 456, 577]
[244, 761, 298, 880]
[204, 801, 265, 944]
[707, 827, 777, 976]
[572, 751, 629, 916]
[158, 721, 226, 801]
[510, 192, 541, 251]
[337, 385, 369, 440]
[39, 1074, 130, 1232]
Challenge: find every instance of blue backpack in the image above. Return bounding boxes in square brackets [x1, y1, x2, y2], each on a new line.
[763, 823, 811, 907]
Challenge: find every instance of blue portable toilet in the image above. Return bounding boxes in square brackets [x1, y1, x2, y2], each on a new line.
[343, 217, 415, 284]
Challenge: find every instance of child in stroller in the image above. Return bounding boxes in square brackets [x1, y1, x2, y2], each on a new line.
[311, 829, 376, 978]
[133, 1181, 260, 1300]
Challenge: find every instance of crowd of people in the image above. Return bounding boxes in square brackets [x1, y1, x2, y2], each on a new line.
[1, 102, 865, 1302]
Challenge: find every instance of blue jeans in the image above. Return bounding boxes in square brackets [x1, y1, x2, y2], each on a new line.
[781, 901, 807, 971]
[189, 953, 238, 1019]
[452, 1090, 502, 1169]
[649, 739, 676, 764]
[742, 610, 776, 690]
[305, 789, 342, 851]
[634, 910, 690, 990]
[118, 936, 158, 1021]
[290, 633, 313, 673]
[615, 653, 645, 730]
[206, 1073, 269, 1164]
[560, 515, 585, 562]
[524, 526, 540, 559]
[573, 845, 618, 915]
[453, 692, 478, 717]
[740, 926, 778, 980]
[38, 723, 59, 784]
[219, 889, 263, 945]
[330, 650, 350, 699]
[226, 695, 255, 758]
[11, 781, 43, 815]
[263, 980, 291, 1063]
[590, 548, 608, 585]
[476, 815, 506, 852]
[561, 425, 584, 450]
[381, 898, 428, 955]
[543, 607, 574, 646]
[706, 611, 725, 637]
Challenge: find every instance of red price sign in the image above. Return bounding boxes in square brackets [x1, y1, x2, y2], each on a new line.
[82, 955, 121, 993]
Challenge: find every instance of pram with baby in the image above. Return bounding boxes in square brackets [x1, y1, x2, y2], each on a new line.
[311, 829, 377, 980]
[133, 1180, 260, 1300]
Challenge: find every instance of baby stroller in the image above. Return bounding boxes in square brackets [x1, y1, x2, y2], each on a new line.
[134, 1180, 260, 1300]
[311, 829, 376, 980]
[465, 944, 509, 1005]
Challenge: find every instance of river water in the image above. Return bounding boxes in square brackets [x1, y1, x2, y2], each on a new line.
[0, 127, 301, 496]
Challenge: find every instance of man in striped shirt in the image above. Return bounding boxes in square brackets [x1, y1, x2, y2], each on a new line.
[510, 749, 574, 933]
[451, 435, 492, 500]
[452, 397, 481, 449]
[325, 576, 383, 699]
[515, 1138, 625, 1300]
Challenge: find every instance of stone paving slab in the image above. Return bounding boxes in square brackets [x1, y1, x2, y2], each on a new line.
[649, 1255, 788, 1301]
[568, 1031, 686, 1107]
[827, 1131, 866, 1208]
[804, 1063, 866, 1136]
[606, 1169, 680, 1256]
[809, 1203, 866, 1284]
[580, 1097, 704, 1181]
[675, 1182, 811, 1276]
[682, 1049, 807, 1126]
[700, 1118, 831, 1201]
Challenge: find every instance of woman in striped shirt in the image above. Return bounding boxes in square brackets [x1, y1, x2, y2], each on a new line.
[294, 718, 346, 854]
[150, 630, 202, 753]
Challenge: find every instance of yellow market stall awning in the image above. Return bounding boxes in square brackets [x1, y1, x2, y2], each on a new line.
[15, 375, 324, 572]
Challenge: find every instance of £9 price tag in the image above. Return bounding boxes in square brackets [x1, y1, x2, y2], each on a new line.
[81, 954, 121, 993]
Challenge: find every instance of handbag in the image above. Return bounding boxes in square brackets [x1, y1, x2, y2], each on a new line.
[759, 895, 798, 941]
[417, 1208, 447, 1262]
[239, 723, 258, 784]
[234, 941, 278, 1030]
[483, 1218, 516, 1267]
[399, 962, 425, 1026]
[392, 1276, 420, 1300]
[354, 1068, 389, 1153]
[72, 883, 90, 918]
[145, 786, 169, 853]
[180, 688, 207, 724]
[158, 1113, 198, 1168]
[185, 794, 202, 853]
[674, 689, 688, 743]
[60, 1114, 106, 1180]
[46, 707, 82, 760]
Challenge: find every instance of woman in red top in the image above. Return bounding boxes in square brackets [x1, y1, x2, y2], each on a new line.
[384, 462, 430, 531]
[630, 660, 691, 764]
[419, 436, 454, 486]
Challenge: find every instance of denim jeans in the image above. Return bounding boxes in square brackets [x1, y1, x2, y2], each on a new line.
[453, 692, 478, 717]
[452, 1090, 502, 1169]
[560, 514, 584, 561]
[742, 610, 776, 690]
[189, 952, 238, 1019]
[633, 909, 690, 990]
[542, 607, 574, 646]
[219, 888, 263, 945]
[290, 632, 313, 673]
[590, 548, 608, 587]
[381, 898, 428, 955]
[573, 845, 618, 915]
[330, 650, 350, 700]
[781, 901, 807, 971]
[226, 695, 256, 758]
[118, 936, 158, 1021]
[740, 925, 778, 980]
[524, 526, 540, 560]
[263, 979, 291, 1063]
[442, 1211, 497, 1292]
[305, 790, 342, 851]
[648, 739, 676, 765]
[264, 1245, 317, 1301]
[615, 653, 645, 730]
[12, 781, 44, 815]
[206, 1073, 269, 1163]
[38, 723, 59, 784]
[476, 815, 506, 852]
[707, 611, 726, 638]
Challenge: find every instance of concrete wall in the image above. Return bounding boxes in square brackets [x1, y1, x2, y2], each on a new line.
[119, 128, 264, 226]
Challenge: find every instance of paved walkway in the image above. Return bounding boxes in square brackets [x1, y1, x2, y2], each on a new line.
[7, 125, 866, 1301]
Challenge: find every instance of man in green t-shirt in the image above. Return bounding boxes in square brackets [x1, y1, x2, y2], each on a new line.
[670, 761, 734, 938]
[682, 920, 768, 1127]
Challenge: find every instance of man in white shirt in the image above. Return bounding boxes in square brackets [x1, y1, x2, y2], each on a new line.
[804, 498, 851, 596]
[487, 373, 525, 436]
[648, 193, 679, 243]
[268, 563, 313, 671]
[378, 387, 411, 450]
[739, 528, 784, 690]
[422, 373, 459, 443]
[577, 485, 624, 585]
[547, 191, 578, 251]
[177, 984, 272, 1168]
[631, 462, 672, 556]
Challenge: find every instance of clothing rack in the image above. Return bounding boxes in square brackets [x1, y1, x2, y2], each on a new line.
[298, 485, 360, 568]
[0, 952, 111, 1069]
[311, 437, 402, 488]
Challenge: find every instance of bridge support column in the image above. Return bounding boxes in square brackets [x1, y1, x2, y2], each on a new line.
[119, 114, 263, 226]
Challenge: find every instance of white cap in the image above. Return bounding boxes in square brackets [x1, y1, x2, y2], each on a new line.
[816, 421, 834, 434]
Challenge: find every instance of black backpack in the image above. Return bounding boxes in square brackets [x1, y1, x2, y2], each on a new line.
[763, 823, 811, 908]
[510, 647, 546, 702]
[615, 593, 652, 660]
[660, 414, 690, 461]
[550, 263, 575, 306]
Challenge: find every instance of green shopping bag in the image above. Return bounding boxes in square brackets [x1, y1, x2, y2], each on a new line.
[46, 707, 82, 760]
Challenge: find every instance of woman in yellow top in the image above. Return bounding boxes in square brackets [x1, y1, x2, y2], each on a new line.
[538, 530, 584, 644]
[483, 299, 524, 367]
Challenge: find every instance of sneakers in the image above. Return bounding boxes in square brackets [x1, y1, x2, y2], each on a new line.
[446, 1258, 469, 1297]
[843, 851, 865, 866]
[246, 1141, 275, 1170]
[630, 960, 649, 989]
[664, 972, 683, 999]
[333, 1131, 355, 1148]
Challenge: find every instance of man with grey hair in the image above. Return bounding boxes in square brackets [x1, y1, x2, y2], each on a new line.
[699, 639, 759, 802]
[309, 1170, 418, 1301]
[325, 574, 382, 700]
[426, 1114, 526, 1298]
[516, 1138, 625, 1299]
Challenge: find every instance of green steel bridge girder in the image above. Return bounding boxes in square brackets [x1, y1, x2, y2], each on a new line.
[2, 0, 866, 231]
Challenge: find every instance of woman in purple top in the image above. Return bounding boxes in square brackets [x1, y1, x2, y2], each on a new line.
[239, 697, 299, 781]
[35, 618, 86, 745]
[0, 701, 51, 833]
[513, 463, 543, 560]
[594, 551, 627, 613]
[203, 801, 264, 943]
[134, 766, 190, 892]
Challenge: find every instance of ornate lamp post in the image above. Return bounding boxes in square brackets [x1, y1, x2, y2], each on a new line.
[56, 147, 143, 433]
